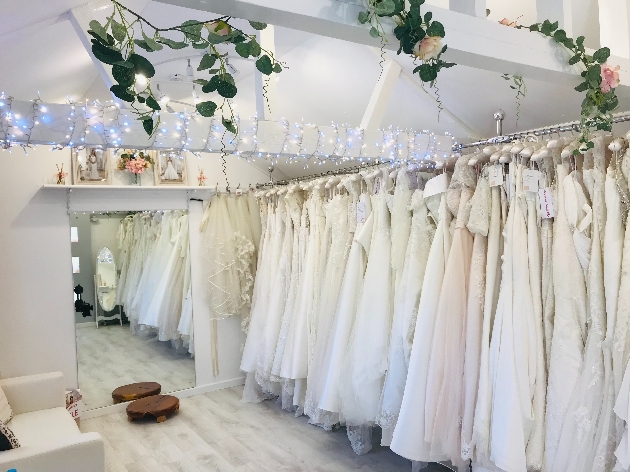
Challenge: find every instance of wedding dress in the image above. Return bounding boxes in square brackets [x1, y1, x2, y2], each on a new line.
[163, 159, 179, 180]
[423, 155, 476, 470]
[390, 173, 451, 463]
[378, 186, 436, 445]
[390, 168, 413, 287]
[545, 163, 589, 471]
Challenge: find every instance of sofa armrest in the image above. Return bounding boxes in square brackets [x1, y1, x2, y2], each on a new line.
[0, 432, 104, 472]
[0, 372, 66, 415]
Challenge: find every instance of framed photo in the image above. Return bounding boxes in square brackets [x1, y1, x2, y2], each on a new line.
[154, 151, 188, 186]
[71, 147, 111, 185]
[112, 149, 156, 185]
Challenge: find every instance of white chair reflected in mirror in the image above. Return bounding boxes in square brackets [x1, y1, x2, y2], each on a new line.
[94, 247, 122, 328]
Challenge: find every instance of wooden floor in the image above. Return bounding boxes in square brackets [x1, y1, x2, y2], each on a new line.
[77, 323, 195, 410]
[81, 386, 450, 472]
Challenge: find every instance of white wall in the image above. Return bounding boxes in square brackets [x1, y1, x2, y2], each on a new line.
[0, 145, 268, 391]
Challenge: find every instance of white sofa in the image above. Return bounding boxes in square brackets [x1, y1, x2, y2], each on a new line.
[0, 372, 104, 472]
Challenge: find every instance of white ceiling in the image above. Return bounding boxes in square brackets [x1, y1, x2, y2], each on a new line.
[1, 0, 627, 178]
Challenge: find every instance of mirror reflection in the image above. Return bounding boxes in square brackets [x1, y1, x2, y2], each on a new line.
[71, 210, 195, 410]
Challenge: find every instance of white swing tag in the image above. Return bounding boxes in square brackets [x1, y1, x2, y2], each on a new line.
[357, 201, 366, 224]
[489, 165, 503, 187]
[374, 176, 382, 195]
[523, 169, 540, 193]
[539, 187, 555, 219]
[235, 188, 243, 195]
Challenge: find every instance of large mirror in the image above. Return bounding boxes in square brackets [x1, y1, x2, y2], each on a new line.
[71, 210, 196, 410]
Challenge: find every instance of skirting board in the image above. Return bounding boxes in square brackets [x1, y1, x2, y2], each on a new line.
[81, 376, 245, 419]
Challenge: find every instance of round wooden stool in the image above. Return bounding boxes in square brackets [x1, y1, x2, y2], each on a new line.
[126, 395, 179, 423]
[112, 382, 161, 404]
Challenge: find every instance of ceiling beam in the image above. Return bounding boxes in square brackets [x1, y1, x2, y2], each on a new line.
[360, 59, 401, 130]
[153, 0, 630, 94]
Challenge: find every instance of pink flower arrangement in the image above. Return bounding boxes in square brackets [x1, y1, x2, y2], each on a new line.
[55, 163, 68, 185]
[125, 157, 148, 174]
[413, 36, 442, 60]
[601, 63, 621, 93]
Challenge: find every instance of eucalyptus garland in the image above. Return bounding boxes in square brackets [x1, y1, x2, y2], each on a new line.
[517, 20, 620, 152]
[501, 74, 527, 128]
[88, 1, 285, 136]
[358, 0, 455, 86]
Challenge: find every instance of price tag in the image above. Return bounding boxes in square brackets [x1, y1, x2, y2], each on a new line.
[357, 201, 366, 224]
[539, 187, 555, 219]
[523, 169, 540, 193]
[489, 165, 503, 187]
[235, 188, 243, 195]
[374, 176, 381, 195]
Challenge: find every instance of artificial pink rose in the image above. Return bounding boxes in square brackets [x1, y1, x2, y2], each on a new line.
[206, 20, 231, 36]
[499, 18, 517, 27]
[601, 63, 621, 93]
[413, 36, 442, 60]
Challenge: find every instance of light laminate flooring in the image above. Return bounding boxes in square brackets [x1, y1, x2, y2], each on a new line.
[81, 386, 451, 472]
[77, 324, 195, 410]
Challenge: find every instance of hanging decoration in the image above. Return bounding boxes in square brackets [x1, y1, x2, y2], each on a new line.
[501, 74, 527, 128]
[358, 0, 455, 87]
[87, 0, 285, 136]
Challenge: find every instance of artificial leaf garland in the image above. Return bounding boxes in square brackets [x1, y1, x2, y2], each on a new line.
[87, 1, 286, 136]
[358, 0, 455, 87]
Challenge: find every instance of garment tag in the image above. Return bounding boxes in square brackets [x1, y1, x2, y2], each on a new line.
[523, 169, 540, 193]
[357, 201, 366, 224]
[424, 172, 449, 198]
[235, 188, 243, 195]
[539, 187, 555, 219]
[374, 176, 381, 195]
[489, 165, 503, 187]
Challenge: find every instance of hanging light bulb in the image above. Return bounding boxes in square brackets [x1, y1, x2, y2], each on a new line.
[186, 59, 194, 80]
[135, 74, 147, 87]
[157, 84, 170, 104]
[192, 85, 201, 104]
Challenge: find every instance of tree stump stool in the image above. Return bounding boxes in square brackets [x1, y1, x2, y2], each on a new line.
[126, 395, 179, 423]
[112, 382, 161, 404]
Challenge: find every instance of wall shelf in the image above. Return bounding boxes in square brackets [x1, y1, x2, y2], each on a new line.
[42, 184, 215, 191]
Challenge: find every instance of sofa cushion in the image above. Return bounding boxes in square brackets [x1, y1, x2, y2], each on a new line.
[0, 421, 19, 451]
[0, 385, 12, 424]
[9, 407, 80, 447]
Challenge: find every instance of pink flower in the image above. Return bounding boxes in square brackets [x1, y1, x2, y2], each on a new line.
[499, 18, 517, 28]
[601, 63, 621, 93]
[125, 158, 147, 174]
[413, 36, 442, 60]
[207, 20, 231, 36]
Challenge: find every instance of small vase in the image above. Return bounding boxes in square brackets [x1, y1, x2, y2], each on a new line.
[131, 173, 141, 186]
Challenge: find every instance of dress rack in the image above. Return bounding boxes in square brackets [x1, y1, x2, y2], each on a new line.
[455, 110, 630, 151]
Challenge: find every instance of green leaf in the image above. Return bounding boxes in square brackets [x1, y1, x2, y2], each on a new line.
[256, 55, 273, 75]
[192, 42, 209, 49]
[273, 63, 282, 73]
[593, 47, 611, 64]
[235, 42, 251, 58]
[207, 32, 227, 44]
[114, 61, 134, 68]
[89, 20, 108, 41]
[142, 117, 154, 136]
[134, 39, 153, 52]
[128, 53, 156, 78]
[196, 101, 217, 117]
[568, 55, 581, 65]
[193, 78, 209, 86]
[550, 21, 559, 31]
[110, 85, 135, 102]
[208, 68, 220, 74]
[92, 42, 123, 65]
[586, 65, 602, 85]
[137, 95, 146, 103]
[552, 29, 567, 42]
[222, 117, 237, 134]
[202, 75, 220, 93]
[145, 95, 161, 111]
[417, 63, 438, 82]
[358, 11, 370, 24]
[198, 53, 217, 71]
[217, 78, 237, 98]
[88, 31, 109, 46]
[540, 20, 553, 35]
[249, 21, 267, 30]
[529, 24, 540, 32]
[374, 0, 396, 16]
[562, 38, 575, 49]
[424, 11, 433, 24]
[232, 34, 246, 44]
[112, 63, 135, 87]
[370, 26, 380, 38]
[180, 20, 203, 42]
[157, 37, 188, 49]
[142, 32, 163, 51]
[426, 21, 445, 38]
[574, 81, 589, 92]
[442, 62, 456, 68]
[111, 20, 126, 42]
[249, 39, 262, 57]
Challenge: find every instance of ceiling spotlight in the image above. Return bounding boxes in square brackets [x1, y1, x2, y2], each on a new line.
[186, 59, 194, 79]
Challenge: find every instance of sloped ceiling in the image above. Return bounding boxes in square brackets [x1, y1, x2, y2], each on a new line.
[1, 0, 629, 179]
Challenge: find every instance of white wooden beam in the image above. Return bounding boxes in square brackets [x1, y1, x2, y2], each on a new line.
[449, 0, 486, 18]
[68, 4, 117, 92]
[598, 0, 630, 59]
[360, 59, 401, 130]
[254, 25, 279, 121]
[152, 0, 630, 94]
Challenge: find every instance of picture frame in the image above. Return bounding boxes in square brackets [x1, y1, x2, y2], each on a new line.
[71, 147, 111, 185]
[154, 151, 188, 186]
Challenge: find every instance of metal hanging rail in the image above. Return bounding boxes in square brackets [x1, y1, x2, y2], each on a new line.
[454, 111, 630, 152]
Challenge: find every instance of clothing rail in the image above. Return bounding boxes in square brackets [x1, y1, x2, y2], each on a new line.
[454, 111, 630, 151]
[255, 159, 435, 189]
